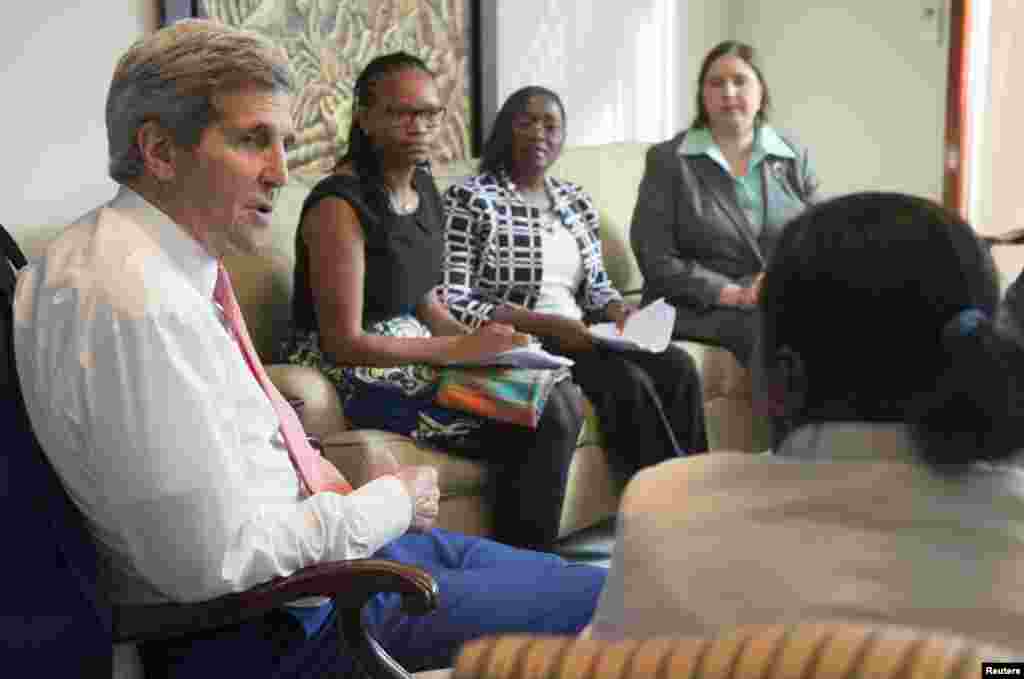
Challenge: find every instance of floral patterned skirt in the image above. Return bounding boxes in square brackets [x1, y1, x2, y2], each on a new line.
[281, 314, 485, 448]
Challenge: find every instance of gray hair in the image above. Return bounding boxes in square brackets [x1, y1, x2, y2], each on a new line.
[106, 19, 293, 183]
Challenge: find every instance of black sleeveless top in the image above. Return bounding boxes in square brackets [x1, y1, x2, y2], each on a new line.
[292, 167, 446, 332]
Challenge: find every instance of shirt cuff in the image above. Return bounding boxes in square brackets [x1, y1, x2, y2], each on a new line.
[346, 475, 413, 551]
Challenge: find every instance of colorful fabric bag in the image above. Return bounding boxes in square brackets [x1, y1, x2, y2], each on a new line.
[435, 366, 566, 429]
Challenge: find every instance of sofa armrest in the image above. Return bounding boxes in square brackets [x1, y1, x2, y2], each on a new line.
[321, 429, 417, 489]
[266, 363, 349, 438]
[619, 288, 644, 301]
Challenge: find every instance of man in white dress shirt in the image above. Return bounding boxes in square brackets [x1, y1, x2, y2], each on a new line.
[13, 19, 603, 678]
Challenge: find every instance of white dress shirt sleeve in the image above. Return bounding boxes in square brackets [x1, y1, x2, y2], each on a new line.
[16, 263, 412, 604]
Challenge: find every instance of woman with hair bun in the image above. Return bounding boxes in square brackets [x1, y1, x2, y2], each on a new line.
[590, 192, 1024, 650]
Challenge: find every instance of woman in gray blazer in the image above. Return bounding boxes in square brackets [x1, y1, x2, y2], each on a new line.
[630, 41, 819, 365]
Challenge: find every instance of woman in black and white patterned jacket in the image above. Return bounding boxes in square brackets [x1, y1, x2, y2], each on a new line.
[442, 86, 708, 483]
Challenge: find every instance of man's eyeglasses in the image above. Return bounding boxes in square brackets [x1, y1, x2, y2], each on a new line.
[384, 105, 447, 129]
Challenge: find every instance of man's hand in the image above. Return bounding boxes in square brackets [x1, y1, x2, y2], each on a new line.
[395, 466, 440, 533]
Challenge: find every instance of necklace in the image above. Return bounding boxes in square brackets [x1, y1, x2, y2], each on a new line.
[539, 209, 560, 235]
[387, 189, 418, 216]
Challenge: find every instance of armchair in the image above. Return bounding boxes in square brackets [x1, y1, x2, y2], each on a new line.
[452, 623, 1016, 679]
[5, 336, 439, 679]
[3, 220, 443, 678]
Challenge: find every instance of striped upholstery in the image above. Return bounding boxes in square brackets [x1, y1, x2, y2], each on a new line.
[452, 623, 1015, 679]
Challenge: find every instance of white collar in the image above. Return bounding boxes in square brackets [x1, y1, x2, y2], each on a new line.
[108, 185, 219, 301]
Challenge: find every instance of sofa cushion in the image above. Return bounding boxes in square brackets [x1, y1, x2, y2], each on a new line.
[561, 444, 619, 536]
[224, 249, 293, 363]
[9, 223, 65, 260]
[265, 363, 349, 438]
[322, 429, 495, 537]
[322, 429, 490, 498]
[228, 175, 319, 361]
[676, 340, 752, 401]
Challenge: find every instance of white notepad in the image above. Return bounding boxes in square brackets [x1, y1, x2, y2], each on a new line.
[589, 298, 676, 353]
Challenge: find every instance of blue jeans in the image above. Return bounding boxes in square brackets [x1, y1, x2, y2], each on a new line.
[141, 529, 606, 677]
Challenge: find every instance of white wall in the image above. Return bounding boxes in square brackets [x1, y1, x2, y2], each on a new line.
[2, 1, 156, 231]
[6, 1, 954, 233]
[678, 0, 733, 130]
[485, 0, 733, 144]
[491, 0, 688, 145]
[488, 0, 949, 202]
[731, 0, 949, 201]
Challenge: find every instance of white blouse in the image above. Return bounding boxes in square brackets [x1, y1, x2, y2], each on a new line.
[532, 214, 585, 321]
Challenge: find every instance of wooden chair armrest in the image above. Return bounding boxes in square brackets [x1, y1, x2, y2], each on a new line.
[114, 558, 438, 643]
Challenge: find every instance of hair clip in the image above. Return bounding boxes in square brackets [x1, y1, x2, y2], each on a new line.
[946, 307, 987, 339]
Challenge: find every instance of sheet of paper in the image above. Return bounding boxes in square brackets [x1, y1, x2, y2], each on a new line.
[589, 298, 676, 353]
[444, 345, 574, 369]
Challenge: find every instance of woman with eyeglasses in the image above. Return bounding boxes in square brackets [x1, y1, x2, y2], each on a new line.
[441, 86, 708, 488]
[284, 53, 588, 550]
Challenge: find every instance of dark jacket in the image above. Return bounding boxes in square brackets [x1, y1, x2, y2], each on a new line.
[630, 128, 819, 313]
[1004, 268, 1024, 337]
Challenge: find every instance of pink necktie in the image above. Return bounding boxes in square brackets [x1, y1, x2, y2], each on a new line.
[214, 263, 351, 496]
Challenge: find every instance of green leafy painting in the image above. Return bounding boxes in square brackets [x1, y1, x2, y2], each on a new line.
[201, 0, 473, 175]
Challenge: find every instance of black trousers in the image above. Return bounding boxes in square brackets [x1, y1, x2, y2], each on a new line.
[561, 343, 708, 484]
[461, 379, 584, 549]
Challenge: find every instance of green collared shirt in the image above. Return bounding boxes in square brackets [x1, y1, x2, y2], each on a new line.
[681, 125, 795, 233]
